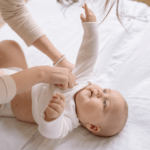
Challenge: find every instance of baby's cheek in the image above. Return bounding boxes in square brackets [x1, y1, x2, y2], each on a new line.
[84, 102, 101, 122]
[86, 99, 101, 112]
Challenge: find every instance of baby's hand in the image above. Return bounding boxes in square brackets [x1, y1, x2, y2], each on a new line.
[80, 3, 97, 22]
[44, 92, 65, 122]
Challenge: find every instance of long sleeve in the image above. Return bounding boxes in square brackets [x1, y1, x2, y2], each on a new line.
[0, 0, 44, 46]
[0, 76, 16, 104]
[38, 114, 74, 139]
[72, 22, 99, 82]
[32, 83, 79, 139]
[38, 23, 100, 139]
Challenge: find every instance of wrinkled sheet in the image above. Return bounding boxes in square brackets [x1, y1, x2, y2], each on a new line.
[0, 0, 150, 149]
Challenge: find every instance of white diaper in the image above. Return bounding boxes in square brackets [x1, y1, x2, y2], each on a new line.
[0, 102, 15, 117]
[0, 67, 23, 76]
[0, 67, 22, 118]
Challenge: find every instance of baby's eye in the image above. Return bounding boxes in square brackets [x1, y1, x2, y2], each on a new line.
[103, 89, 106, 93]
[103, 100, 107, 107]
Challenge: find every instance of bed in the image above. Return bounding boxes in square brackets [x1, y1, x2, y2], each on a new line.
[0, 0, 150, 149]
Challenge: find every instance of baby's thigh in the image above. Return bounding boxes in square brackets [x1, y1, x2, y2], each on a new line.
[0, 40, 28, 69]
[11, 88, 35, 123]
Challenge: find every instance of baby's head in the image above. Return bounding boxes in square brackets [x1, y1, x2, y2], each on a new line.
[75, 83, 128, 137]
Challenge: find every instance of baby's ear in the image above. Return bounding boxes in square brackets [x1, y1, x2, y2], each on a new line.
[86, 123, 101, 132]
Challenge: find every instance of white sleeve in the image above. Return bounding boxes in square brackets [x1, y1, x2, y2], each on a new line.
[72, 22, 99, 82]
[0, 76, 16, 104]
[38, 114, 73, 139]
[0, 0, 44, 46]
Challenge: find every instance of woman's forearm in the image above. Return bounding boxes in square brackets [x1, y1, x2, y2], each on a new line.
[32, 35, 62, 62]
[11, 66, 44, 94]
[11, 65, 76, 94]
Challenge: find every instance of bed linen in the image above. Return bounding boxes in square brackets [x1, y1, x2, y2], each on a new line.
[0, 0, 150, 149]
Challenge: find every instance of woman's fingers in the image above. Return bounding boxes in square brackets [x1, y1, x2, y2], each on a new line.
[68, 72, 76, 88]
[60, 69, 76, 89]
[45, 66, 76, 90]
[65, 69, 76, 89]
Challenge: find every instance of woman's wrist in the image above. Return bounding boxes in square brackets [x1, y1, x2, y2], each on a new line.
[11, 66, 46, 94]
[53, 55, 66, 67]
[32, 35, 62, 62]
[34, 66, 46, 83]
[56, 59, 74, 72]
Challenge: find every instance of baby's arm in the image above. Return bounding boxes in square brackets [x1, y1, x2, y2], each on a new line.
[44, 92, 65, 122]
[38, 92, 73, 139]
[72, 3, 99, 81]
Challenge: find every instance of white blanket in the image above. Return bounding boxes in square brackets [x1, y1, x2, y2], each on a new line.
[0, 0, 150, 149]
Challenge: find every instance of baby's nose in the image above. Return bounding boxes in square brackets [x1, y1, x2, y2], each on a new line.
[92, 89, 102, 98]
[97, 90, 103, 98]
[92, 89, 98, 97]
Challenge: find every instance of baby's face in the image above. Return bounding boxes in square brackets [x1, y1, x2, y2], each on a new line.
[75, 84, 126, 133]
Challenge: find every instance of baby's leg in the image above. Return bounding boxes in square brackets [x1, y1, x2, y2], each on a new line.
[0, 40, 28, 69]
[0, 40, 35, 123]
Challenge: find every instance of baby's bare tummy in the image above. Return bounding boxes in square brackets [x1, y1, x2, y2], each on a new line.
[11, 88, 35, 123]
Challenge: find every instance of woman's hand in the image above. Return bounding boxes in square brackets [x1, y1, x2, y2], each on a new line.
[33, 36, 75, 72]
[44, 92, 65, 122]
[41, 66, 76, 90]
[56, 59, 74, 72]
[80, 3, 97, 22]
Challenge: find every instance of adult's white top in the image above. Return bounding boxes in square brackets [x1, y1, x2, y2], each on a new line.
[32, 22, 99, 139]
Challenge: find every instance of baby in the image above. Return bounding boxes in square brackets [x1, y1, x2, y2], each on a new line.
[33, 3, 128, 138]
[0, 3, 128, 139]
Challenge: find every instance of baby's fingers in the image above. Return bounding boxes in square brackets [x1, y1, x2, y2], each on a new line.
[82, 3, 90, 18]
[55, 92, 65, 102]
[45, 106, 58, 118]
[80, 14, 85, 22]
[84, 3, 89, 17]
[50, 98, 65, 109]
[49, 103, 62, 113]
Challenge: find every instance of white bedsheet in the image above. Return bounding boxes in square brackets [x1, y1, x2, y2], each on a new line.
[0, 0, 150, 149]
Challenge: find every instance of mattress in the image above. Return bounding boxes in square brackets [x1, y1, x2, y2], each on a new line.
[0, 0, 150, 149]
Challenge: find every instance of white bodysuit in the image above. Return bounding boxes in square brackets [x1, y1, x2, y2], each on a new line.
[32, 22, 99, 139]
